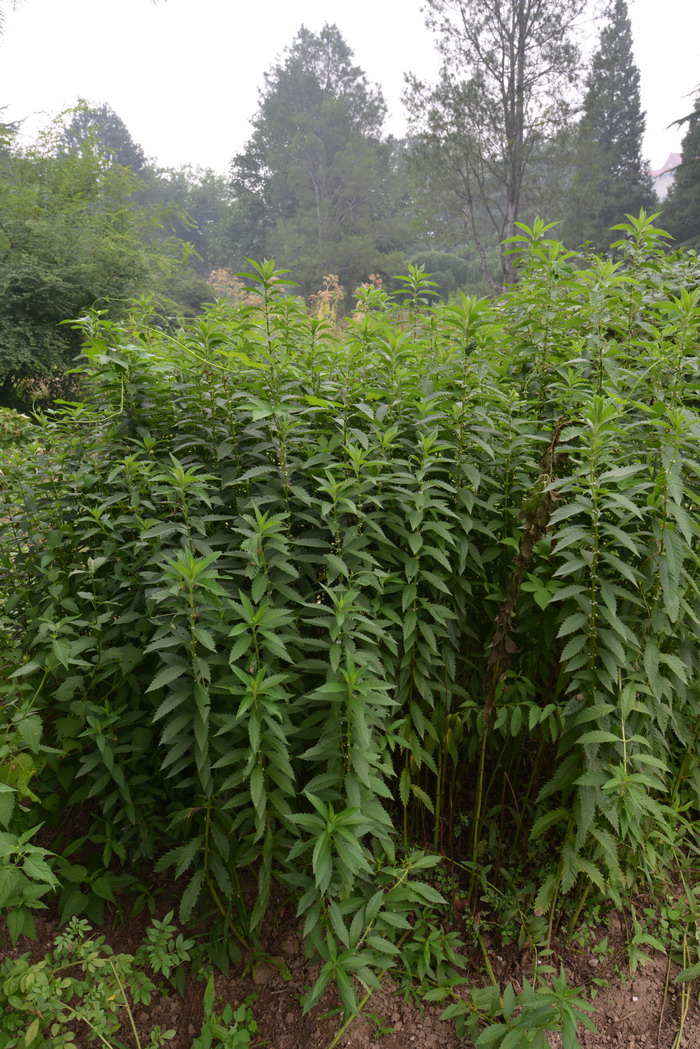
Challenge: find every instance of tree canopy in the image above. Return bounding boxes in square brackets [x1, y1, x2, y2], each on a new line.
[59, 100, 147, 171]
[564, 0, 655, 249]
[229, 24, 408, 296]
[0, 123, 207, 405]
[664, 87, 700, 247]
[405, 0, 588, 287]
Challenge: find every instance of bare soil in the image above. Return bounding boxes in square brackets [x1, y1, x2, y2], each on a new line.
[4, 898, 700, 1049]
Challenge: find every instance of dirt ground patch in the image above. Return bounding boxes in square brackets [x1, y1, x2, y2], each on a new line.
[3, 900, 700, 1049]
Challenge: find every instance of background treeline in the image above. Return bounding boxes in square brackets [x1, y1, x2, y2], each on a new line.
[1, 1, 700, 406]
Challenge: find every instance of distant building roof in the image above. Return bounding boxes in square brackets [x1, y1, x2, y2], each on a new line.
[652, 152, 682, 201]
[651, 152, 682, 177]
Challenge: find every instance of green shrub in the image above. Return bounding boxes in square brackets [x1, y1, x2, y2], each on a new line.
[0, 407, 33, 446]
[2, 219, 700, 1019]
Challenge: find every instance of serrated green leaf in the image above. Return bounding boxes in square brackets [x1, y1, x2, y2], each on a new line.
[410, 783, 435, 814]
[179, 870, 204, 921]
[147, 664, 188, 692]
[578, 729, 619, 745]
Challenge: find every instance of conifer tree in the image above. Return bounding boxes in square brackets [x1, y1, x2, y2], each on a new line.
[565, 0, 655, 249]
[60, 101, 146, 172]
[230, 25, 406, 296]
[664, 88, 700, 247]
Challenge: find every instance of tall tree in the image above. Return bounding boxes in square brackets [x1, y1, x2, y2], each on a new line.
[405, 0, 588, 288]
[664, 87, 700, 247]
[59, 100, 147, 172]
[564, 0, 656, 249]
[230, 24, 406, 296]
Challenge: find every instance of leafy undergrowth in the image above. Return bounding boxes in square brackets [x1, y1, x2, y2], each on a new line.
[2, 887, 700, 1049]
[2, 213, 700, 1047]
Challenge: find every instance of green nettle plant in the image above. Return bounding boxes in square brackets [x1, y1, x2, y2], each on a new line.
[0, 913, 191, 1048]
[2, 220, 700, 1041]
[432, 969, 597, 1048]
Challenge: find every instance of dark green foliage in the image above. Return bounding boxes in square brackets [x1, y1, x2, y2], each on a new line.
[3, 223, 700, 1020]
[437, 970, 596, 1047]
[139, 165, 235, 277]
[0, 146, 141, 395]
[59, 100, 147, 171]
[0, 129, 208, 404]
[230, 25, 408, 296]
[519, 129, 577, 232]
[565, 0, 656, 249]
[405, 0, 586, 287]
[407, 251, 476, 300]
[664, 89, 700, 247]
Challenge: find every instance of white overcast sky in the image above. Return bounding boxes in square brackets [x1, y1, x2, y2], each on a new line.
[1, 0, 698, 175]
